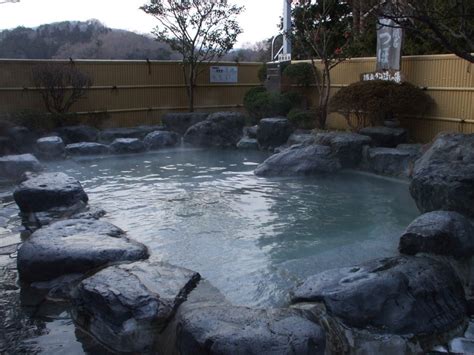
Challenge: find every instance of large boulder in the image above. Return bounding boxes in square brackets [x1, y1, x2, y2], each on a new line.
[13, 172, 88, 213]
[236, 137, 259, 150]
[65, 142, 110, 156]
[410, 133, 474, 217]
[99, 125, 165, 143]
[57, 125, 99, 144]
[143, 130, 180, 150]
[292, 256, 467, 336]
[72, 260, 200, 353]
[399, 211, 474, 257]
[254, 144, 341, 176]
[36, 136, 65, 159]
[0, 154, 42, 180]
[183, 112, 245, 148]
[314, 132, 372, 168]
[175, 306, 326, 355]
[162, 112, 210, 135]
[257, 118, 293, 150]
[359, 126, 407, 147]
[287, 132, 316, 147]
[17, 219, 148, 283]
[110, 138, 146, 154]
[365, 147, 418, 177]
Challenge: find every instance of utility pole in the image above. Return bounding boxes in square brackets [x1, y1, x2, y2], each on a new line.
[282, 0, 292, 59]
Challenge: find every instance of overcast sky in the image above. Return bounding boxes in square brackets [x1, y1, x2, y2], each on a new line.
[0, 0, 283, 47]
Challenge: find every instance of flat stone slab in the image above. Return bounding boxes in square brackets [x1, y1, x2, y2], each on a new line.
[399, 211, 474, 257]
[110, 138, 145, 154]
[162, 112, 209, 135]
[292, 256, 466, 336]
[36, 136, 65, 159]
[72, 260, 200, 353]
[144, 130, 180, 150]
[257, 118, 293, 150]
[13, 172, 88, 213]
[17, 219, 149, 283]
[359, 126, 407, 148]
[236, 137, 259, 150]
[65, 142, 110, 156]
[314, 132, 372, 168]
[0, 154, 42, 180]
[366, 147, 416, 177]
[175, 305, 326, 354]
[254, 144, 341, 176]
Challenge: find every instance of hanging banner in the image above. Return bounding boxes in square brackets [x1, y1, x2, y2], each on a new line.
[376, 17, 403, 71]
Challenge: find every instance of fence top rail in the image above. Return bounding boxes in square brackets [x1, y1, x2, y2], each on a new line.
[293, 53, 472, 64]
[0, 58, 263, 66]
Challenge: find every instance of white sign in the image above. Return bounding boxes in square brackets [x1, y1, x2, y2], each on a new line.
[210, 66, 238, 83]
[361, 71, 403, 84]
[278, 53, 292, 62]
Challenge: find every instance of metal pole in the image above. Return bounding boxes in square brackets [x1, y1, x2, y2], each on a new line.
[282, 0, 292, 56]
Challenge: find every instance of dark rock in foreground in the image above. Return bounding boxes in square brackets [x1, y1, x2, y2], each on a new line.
[257, 118, 293, 150]
[236, 137, 259, 150]
[13, 172, 88, 213]
[399, 211, 474, 257]
[314, 132, 371, 168]
[410, 133, 474, 217]
[254, 144, 340, 176]
[110, 138, 146, 154]
[17, 219, 148, 283]
[144, 130, 180, 150]
[292, 256, 466, 335]
[175, 305, 325, 355]
[0, 154, 42, 180]
[184, 112, 245, 148]
[65, 142, 110, 156]
[359, 126, 407, 148]
[57, 125, 99, 144]
[162, 112, 209, 135]
[72, 260, 200, 353]
[36, 136, 65, 159]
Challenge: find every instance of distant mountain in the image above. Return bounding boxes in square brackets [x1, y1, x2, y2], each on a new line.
[0, 20, 180, 60]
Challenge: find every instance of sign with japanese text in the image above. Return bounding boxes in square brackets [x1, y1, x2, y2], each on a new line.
[376, 18, 403, 71]
[210, 66, 238, 83]
[361, 70, 403, 84]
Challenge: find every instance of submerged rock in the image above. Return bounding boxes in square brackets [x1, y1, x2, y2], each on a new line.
[13, 172, 88, 213]
[144, 130, 180, 150]
[175, 305, 326, 355]
[162, 112, 210, 135]
[236, 137, 259, 150]
[399, 211, 474, 257]
[0, 154, 42, 180]
[359, 126, 407, 147]
[314, 131, 372, 168]
[254, 144, 340, 176]
[72, 260, 200, 353]
[17, 219, 148, 283]
[36, 136, 65, 159]
[184, 112, 245, 148]
[257, 118, 293, 150]
[57, 125, 99, 144]
[110, 138, 145, 154]
[410, 133, 474, 217]
[292, 256, 467, 336]
[65, 142, 110, 156]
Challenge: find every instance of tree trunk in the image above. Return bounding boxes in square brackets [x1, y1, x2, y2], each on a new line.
[318, 63, 331, 129]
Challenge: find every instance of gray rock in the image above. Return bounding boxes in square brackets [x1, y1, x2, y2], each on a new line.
[410, 133, 474, 217]
[366, 147, 417, 177]
[13, 172, 88, 213]
[287, 132, 316, 146]
[399, 211, 474, 257]
[236, 137, 259, 150]
[17, 219, 148, 283]
[99, 126, 165, 143]
[243, 125, 258, 139]
[162, 112, 210, 135]
[72, 260, 200, 353]
[397, 143, 423, 156]
[65, 142, 110, 156]
[36, 136, 65, 159]
[257, 118, 293, 150]
[143, 130, 180, 150]
[6, 126, 37, 152]
[57, 125, 99, 144]
[175, 306, 325, 355]
[110, 138, 145, 154]
[359, 126, 408, 147]
[254, 144, 341, 176]
[292, 256, 466, 335]
[314, 132, 372, 168]
[0, 154, 42, 180]
[184, 112, 245, 148]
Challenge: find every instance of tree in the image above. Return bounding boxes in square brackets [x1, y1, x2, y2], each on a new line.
[32, 63, 92, 113]
[374, 0, 474, 63]
[141, 0, 244, 112]
[291, 0, 354, 128]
